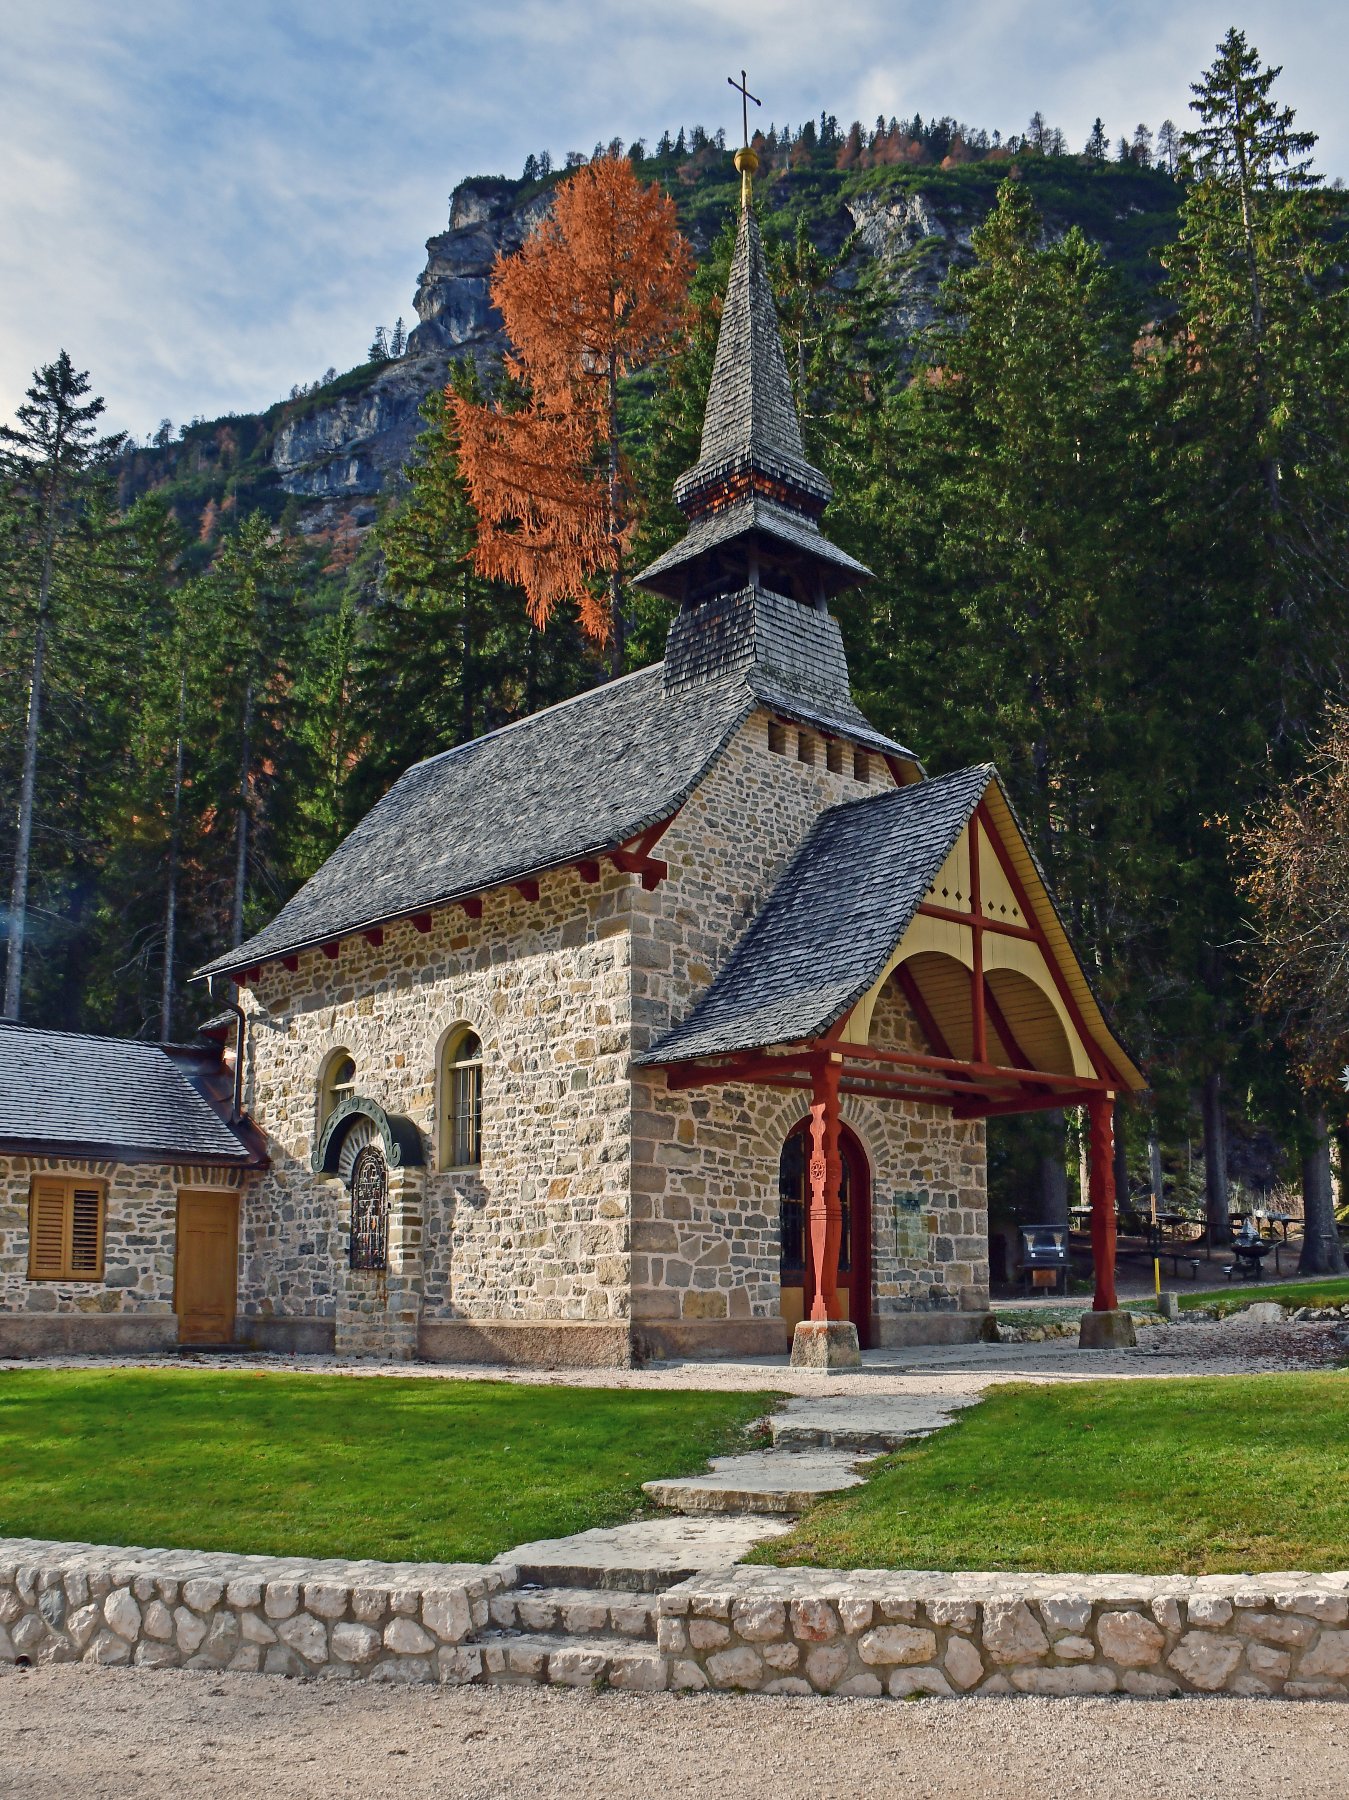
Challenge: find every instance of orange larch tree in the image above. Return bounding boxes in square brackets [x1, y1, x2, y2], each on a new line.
[450, 153, 692, 670]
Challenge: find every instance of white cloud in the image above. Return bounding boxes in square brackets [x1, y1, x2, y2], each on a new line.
[0, 0, 1342, 438]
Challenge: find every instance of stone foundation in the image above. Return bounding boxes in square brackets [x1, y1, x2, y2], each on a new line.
[633, 1318, 788, 1361]
[418, 1320, 636, 1368]
[870, 1313, 993, 1348]
[0, 1314, 179, 1357]
[236, 1317, 337, 1356]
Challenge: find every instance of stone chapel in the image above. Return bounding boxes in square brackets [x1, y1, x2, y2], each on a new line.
[0, 162, 1143, 1364]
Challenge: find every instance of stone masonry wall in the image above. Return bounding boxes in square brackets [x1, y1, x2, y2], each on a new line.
[5, 1540, 1346, 1700]
[241, 862, 638, 1333]
[237, 702, 986, 1350]
[0, 1156, 248, 1318]
[656, 1568, 1349, 1701]
[860, 982, 989, 1313]
[0, 1538, 507, 1684]
[630, 711, 988, 1332]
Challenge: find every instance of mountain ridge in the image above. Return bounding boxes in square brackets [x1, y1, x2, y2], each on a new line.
[115, 152, 1181, 556]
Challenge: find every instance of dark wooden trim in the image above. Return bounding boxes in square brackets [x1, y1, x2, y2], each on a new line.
[0, 1136, 261, 1169]
[916, 901, 1038, 941]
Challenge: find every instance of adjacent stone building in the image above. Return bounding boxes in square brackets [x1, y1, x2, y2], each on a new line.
[0, 179, 1142, 1363]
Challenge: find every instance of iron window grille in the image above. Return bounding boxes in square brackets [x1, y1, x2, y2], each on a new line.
[349, 1145, 389, 1271]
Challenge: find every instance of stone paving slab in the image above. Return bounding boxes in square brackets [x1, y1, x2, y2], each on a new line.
[496, 1517, 794, 1592]
[642, 1448, 868, 1516]
[770, 1393, 978, 1449]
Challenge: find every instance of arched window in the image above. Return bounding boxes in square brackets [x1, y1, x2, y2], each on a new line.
[440, 1028, 483, 1169]
[319, 1048, 356, 1126]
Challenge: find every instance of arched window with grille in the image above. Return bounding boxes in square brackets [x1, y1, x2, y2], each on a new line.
[318, 1048, 356, 1128]
[439, 1027, 483, 1169]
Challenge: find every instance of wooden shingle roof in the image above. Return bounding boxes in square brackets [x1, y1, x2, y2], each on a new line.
[197, 652, 916, 982]
[0, 1022, 256, 1164]
[639, 768, 992, 1063]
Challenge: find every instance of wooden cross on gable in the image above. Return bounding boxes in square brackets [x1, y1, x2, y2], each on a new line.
[728, 68, 761, 149]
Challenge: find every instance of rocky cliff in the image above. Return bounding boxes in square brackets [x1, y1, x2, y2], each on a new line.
[122, 157, 1179, 538]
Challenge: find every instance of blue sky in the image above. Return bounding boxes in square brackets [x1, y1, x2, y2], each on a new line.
[1, 2, 1342, 439]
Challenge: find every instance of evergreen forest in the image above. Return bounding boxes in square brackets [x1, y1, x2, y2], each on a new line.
[3, 31, 1348, 1242]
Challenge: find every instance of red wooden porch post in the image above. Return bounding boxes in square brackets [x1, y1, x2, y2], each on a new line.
[1087, 1093, 1119, 1312]
[807, 1057, 844, 1321]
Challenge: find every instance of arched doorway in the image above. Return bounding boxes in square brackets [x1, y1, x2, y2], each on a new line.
[778, 1122, 872, 1347]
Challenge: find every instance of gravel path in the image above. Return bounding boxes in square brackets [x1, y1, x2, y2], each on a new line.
[3, 1666, 1345, 1799]
[4, 1313, 1344, 1399]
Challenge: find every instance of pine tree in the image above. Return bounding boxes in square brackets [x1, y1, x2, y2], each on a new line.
[1149, 29, 1349, 1234]
[1156, 119, 1180, 175]
[193, 514, 304, 947]
[351, 377, 597, 816]
[0, 352, 123, 1018]
[367, 326, 390, 365]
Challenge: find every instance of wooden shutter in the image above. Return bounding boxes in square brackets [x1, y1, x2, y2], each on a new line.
[28, 1179, 105, 1279]
[29, 1180, 69, 1278]
[69, 1187, 104, 1276]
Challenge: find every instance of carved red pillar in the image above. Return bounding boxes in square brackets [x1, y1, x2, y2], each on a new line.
[808, 1058, 843, 1322]
[1087, 1093, 1119, 1313]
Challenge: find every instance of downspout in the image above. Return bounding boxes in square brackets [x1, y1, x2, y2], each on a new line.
[227, 991, 247, 1124]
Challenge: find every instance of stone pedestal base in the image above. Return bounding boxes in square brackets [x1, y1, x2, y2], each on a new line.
[1078, 1309, 1137, 1350]
[790, 1320, 862, 1370]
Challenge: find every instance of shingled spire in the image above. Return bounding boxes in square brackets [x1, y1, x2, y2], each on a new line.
[635, 185, 871, 614]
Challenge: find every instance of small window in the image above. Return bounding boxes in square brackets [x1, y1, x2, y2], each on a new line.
[767, 722, 787, 755]
[826, 740, 844, 775]
[441, 1028, 483, 1169]
[796, 731, 814, 765]
[853, 749, 870, 784]
[320, 1049, 356, 1125]
[29, 1178, 105, 1281]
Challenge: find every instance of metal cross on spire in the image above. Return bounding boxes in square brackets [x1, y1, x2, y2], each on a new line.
[727, 68, 761, 149]
[728, 70, 762, 203]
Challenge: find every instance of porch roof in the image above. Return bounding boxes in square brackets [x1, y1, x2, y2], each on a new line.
[637, 765, 1144, 1099]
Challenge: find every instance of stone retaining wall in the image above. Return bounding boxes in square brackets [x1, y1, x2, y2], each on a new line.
[0, 1539, 510, 1684]
[656, 1569, 1349, 1700]
[6, 1540, 1347, 1700]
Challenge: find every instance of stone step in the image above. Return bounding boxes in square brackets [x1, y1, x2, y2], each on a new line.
[495, 1515, 794, 1593]
[488, 1586, 657, 1638]
[769, 1395, 975, 1453]
[642, 1447, 866, 1517]
[478, 1632, 668, 1692]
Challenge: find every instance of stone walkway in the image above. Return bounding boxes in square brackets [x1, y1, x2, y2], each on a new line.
[4, 1309, 1347, 1702]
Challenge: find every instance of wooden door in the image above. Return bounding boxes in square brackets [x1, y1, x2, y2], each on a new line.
[175, 1191, 239, 1345]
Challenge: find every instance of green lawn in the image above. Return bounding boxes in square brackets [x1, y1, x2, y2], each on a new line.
[755, 1373, 1349, 1575]
[0, 1369, 774, 1563]
[1180, 1276, 1349, 1315]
